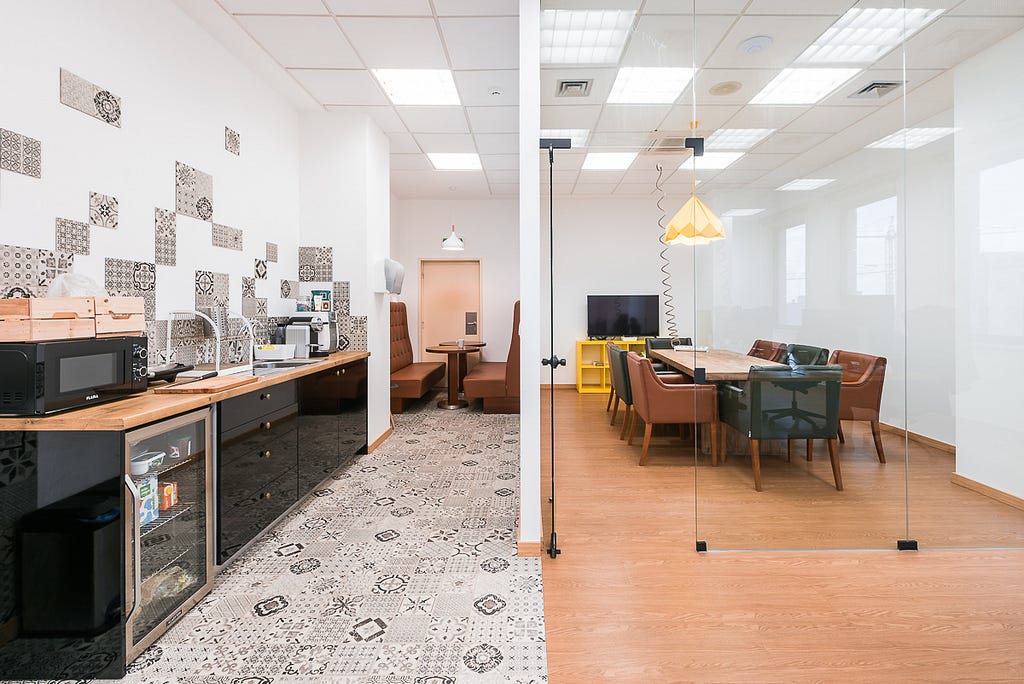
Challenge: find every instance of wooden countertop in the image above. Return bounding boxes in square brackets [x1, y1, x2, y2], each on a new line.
[0, 351, 370, 432]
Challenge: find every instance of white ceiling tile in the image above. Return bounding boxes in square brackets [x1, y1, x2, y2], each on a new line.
[390, 169, 489, 198]
[693, 69, 779, 105]
[547, 169, 580, 183]
[620, 15, 734, 68]
[573, 183, 620, 195]
[577, 169, 629, 183]
[435, 0, 518, 15]
[723, 105, 809, 129]
[729, 152, 797, 170]
[541, 105, 603, 129]
[874, 16, 1024, 70]
[540, 67, 616, 106]
[620, 163, 677, 184]
[705, 15, 837, 69]
[784, 105, 878, 133]
[542, 0, 642, 9]
[489, 184, 520, 197]
[659, 104, 742, 133]
[474, 133, 519, 154]
[222, 0, 328, 14]
[325, 105, 408, 132]
[454, 70, 520, 106]
[613, 183, 656, 196]
[398, 106, 470, 133]
[644, 0, 749, 13]
[390, 153, 432, 170]
[816, 68, 943, 106]
[289, 69, 388, 104]
[744, 0, 855, 14]
[387, 132, 422, 154]
[588, 131, 653, 148]
[596, 106, 671, 132]
[326, 0, 432, 15]
[949, 0, 1024, 16]
[341, 18, 448, 68]
[539, 150, 587, 170]
[235, 16, 362, 68]
[467, 106, 519, 133]
[486, 169, 519, 183]
[749, 132, 829, 155]
[414, 133, 477, 153]
[481, 154, 520, 170]
[441, 17, 519, 69]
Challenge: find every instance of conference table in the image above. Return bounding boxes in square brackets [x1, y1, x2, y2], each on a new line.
[649, 348, 786, 381]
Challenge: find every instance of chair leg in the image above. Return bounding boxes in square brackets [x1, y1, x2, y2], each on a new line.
[627, 411, 639, 445]
[806, 438, 814, 462]
[828, 438, 844, 491]
[606, 387, 616, 412]
[787, 439, 794, 463]
[719, 423, 727, 464]
[837, 421, 845, 443]
[639, 423, 653, 465]
[619, 405, 631, 440]
[750, 439, 762, 491]
[610, 396, 620, 426]
[710, 422, 718, 467]
[870, 420, 886, 464]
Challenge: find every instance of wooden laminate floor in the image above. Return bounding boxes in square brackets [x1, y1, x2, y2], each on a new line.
[540, 389, 1024, 682]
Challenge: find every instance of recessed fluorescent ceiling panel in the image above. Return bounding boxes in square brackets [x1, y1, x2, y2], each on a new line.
[541, 128, 590, 147]
[866, 127, 957, 150]
[372, 69, 460, 106]
[540, 10, 635, 64]
[582, 152, 637, 170]
[706, 129, 774, 150]
[797, 7, 944, 65]
[723, 208, 766, 217]
[680, 152, 744, 170]
[750, 68, 860, 105]
[608, 67, 695, 104]
[777, 178, 836, 191]
[427, 153, 481, 170]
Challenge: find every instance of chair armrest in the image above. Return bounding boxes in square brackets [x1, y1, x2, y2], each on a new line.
[718, 383, 745, 397]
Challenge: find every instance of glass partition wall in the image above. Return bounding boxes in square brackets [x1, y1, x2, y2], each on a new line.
[540, 0, 1024, 552]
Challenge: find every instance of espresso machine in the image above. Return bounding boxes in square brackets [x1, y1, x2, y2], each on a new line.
[275, 315, 337, 358]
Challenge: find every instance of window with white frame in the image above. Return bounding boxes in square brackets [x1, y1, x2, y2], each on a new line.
[782, 224, 806, 325]
[855, 196, 897, 295]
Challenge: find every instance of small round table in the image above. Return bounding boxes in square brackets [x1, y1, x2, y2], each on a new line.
[425, 344, 484, 409]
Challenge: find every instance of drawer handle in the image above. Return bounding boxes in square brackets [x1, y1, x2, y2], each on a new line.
[261, 421, 272, 430]
[261, 450, 272, 459]
[260, 492, 272, 500]
[261, 392, 271, 400]
[335, 370, 341, 376]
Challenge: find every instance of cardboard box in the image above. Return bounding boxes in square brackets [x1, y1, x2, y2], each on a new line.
[138, 475, 159, 525]
[158, 481, 178, 511]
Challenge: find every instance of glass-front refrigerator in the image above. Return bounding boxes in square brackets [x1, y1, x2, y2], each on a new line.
[123, 408, 213, 662]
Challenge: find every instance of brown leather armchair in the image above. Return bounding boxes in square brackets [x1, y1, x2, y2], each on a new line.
[463, 301, 520, 413]
[625, 352, 719, 466]
[748, 339, 787, 362]
[828, 350, 887, 463]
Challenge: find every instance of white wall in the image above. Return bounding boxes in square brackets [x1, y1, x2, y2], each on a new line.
[953, 28, 1024, 499]
[390, 199, 520, 363]
[0, 0, 301, 319]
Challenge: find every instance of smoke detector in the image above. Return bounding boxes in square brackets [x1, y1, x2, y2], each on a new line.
[739, 35, 773, 55]
[850, 81, 904, 99]
[556, 79, 593, 97]
[709, 81, 742, 97]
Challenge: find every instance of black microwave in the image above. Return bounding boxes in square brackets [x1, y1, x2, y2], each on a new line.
[0, 336, 148, 415]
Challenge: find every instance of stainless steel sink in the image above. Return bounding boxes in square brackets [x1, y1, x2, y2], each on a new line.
[252, 359, 326, 374]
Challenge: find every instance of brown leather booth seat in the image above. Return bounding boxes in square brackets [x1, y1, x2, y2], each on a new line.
[463, 300, 520, 414]
[390, 302, 445, 413]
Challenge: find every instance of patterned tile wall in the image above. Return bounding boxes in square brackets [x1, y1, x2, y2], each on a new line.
[89, 191, 118, 228]
[175, 161, 214, 221]
[0, 244, 74, 299]
[255, 259, 268, 280]
[104, 257, 156, 321]
[225, 126, 240, 155]
[55, 218, 89, 255]
[155, 208, 176, 266]
[0, 127, 41, 178]
[212, 223, 243, 251]
[299, 246, 333, 282]
[59, 68, 122, 127]
[266, 242, 278, 263]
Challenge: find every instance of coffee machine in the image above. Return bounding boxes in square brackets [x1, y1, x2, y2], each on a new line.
[275, 316, 336, 358]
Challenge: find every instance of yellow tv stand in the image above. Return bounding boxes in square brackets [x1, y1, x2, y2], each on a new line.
[576, 338, 648, 393]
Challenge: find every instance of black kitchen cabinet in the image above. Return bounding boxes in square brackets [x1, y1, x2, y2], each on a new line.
[297, 360, 368, 494]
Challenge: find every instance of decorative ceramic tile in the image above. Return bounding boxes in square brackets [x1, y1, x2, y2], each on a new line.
[175, 161, 214, 221]
[105, 257, 155, 320]
[212, 223, 243, 251]
[213, 272, 230, 308]
[59, 68, 122, 127]
[280, 279, 298, 299]
[195, 270, 214, 308]
[256, 298, 267, 317]
[55, 217, 89, 255]
[350, 315, 368, 352]
[242, 296, 259, 318]
[255, 259, 268, 280]
[0, 128, 41, 178]
[155, 208, 176, 266]
[0, 244, 72, 298]
[225, 126, 240, 155]
[334, 281, 351, 317]
[89, 191, 119, 228]
[241, 276, 256, 299]
[266, 242, 278, 263]
[298, 246, 333, 282]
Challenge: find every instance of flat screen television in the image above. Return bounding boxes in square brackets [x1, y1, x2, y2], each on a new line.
[587, 295, 659, 338]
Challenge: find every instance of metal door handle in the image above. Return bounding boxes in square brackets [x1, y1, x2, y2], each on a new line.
[261, 450, 271, 458]
[124, 475, 142, 622]
[261, 421, 271, 430]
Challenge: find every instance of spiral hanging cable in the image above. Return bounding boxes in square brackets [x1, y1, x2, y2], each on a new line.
[655, 162, 677, 338]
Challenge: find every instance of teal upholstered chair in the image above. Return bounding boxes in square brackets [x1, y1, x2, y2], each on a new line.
[785, 343, 829, 366]
[718, 364, 844, 491]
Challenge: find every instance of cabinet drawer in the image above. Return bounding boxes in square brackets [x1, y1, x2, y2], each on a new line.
[220, 404, 297, 449]
[220, 381, 296, 431]
[219, 428, 297, 501]
[218, 467, 297, 564]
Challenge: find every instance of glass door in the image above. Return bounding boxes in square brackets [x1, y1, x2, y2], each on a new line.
[124, 408, 213, 661]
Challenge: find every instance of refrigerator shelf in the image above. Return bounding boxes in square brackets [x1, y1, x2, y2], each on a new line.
[140, 502, 194, 539]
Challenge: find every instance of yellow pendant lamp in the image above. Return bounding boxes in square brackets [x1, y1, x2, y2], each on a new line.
[664, 194, 725, 246]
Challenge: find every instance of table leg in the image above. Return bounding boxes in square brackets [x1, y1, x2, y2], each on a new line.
[458, 354, 468, 392]
[437, 353, 468, 409]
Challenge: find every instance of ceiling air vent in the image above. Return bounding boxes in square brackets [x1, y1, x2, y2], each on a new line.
[556, 79, 592, 97]
[850, 81, 903, 99]
[642, 135, 690, 156]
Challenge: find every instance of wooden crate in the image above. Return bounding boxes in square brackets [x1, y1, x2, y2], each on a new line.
[95, 296, 145, 336]
[0, 296, 96, 342]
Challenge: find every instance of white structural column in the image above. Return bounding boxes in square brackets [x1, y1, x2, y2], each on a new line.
[518, 0, 542, 554]
[299, 110, 392, 447]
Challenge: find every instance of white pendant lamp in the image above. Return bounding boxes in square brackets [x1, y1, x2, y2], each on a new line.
[441, 224, 465, 251]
